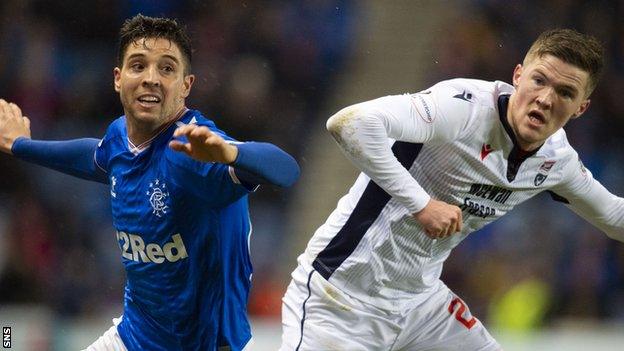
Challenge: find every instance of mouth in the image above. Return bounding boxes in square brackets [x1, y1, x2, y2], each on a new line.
[527, 110, 546, 125]
[136, 94, 162, 108]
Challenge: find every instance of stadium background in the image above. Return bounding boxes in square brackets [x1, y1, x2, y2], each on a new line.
[1, 0, 624, 349]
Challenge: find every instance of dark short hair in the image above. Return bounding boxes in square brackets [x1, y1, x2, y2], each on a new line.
[524, 29, 604, 96]
[118, 14, 192, 74]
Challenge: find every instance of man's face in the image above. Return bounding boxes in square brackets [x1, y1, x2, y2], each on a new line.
[114, 37, 194, 128]
[508, 54, 591, 151]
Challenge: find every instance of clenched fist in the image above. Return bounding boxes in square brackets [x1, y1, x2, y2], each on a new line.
[413, 198, 463, 239]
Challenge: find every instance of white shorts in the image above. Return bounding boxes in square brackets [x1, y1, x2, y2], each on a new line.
[83, 317, 127, 351]
[80, 316, 252, 351]
[280, 265, 501, 351]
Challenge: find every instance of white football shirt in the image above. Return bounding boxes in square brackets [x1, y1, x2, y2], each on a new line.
[299, 78, 624, 311]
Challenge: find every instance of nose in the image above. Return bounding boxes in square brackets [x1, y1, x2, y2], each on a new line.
[536, 87, 554, 109]
[142, 65, 160, 87]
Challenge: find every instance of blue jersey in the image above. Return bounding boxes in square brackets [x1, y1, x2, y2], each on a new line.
[94, 109, 253, 350]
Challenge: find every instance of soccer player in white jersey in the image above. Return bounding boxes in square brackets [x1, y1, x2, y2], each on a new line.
[280, 29, 621, 350]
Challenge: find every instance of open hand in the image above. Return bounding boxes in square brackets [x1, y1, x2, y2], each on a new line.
[0, 99, 31, 154]
[413, 198, 463, 239]
[169, 123, 238, 164]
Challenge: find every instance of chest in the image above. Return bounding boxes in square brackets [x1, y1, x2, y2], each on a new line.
[412, 126, 567, 222]
[107, 154, 179, 233]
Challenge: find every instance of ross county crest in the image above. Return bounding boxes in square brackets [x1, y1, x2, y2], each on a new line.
[534, 160, 556, 186]
[147, 179, 170, 217]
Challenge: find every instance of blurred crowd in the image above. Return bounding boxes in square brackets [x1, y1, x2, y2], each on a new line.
[0, 0, 356, 318]
[2, 0, 624, 333]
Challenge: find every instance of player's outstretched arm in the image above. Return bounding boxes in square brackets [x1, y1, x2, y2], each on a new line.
[554, 176, 624, 242]
[170, 123, 299, 187]
[0, 99, 108, 184]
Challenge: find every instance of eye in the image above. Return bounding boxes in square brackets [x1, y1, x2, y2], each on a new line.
[560, 90, 574, 99]
[130, 62, 144, 71]
[162, 65, 175, 73]
[533, 76, 545, 85]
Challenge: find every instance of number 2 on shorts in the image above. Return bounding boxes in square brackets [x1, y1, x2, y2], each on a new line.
[447, 297, 477, 329]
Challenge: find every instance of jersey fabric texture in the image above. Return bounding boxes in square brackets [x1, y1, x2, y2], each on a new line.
[95, 109, 253, 351]
[300, 78, 624, 313]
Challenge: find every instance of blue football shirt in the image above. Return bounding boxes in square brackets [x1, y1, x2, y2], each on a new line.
[94, 109, 254, 350]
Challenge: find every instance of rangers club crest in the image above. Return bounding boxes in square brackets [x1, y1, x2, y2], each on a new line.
[534, 160, 556, 186]
[147, 179, 170, 217]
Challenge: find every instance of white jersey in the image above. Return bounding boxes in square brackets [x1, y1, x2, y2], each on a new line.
[300, 78, 624, 311]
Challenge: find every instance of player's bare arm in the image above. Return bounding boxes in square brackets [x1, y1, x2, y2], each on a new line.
[170, 123, 238, 164]
[0, 99, 31, 154]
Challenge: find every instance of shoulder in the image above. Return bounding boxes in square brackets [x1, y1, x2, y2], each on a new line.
[539, 129, 577, 159]
[538, 129, 582, 177]
[95, 115, 126, 171]
[182, 109, 237, 142]
[417, 79, 507, 128]
[165, 110, 233, 173]
[98, 116, 126, 150]
[428, 78, 513, 109]
[542, 129, 594, 189]
[101, 116, 125, 139]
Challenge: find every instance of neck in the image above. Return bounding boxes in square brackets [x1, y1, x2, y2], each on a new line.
[505, 95, 540, 152]
[126, 107, 187, 146]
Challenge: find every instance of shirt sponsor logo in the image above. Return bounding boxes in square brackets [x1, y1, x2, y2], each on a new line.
[460, 197, 496, 218]
[467, 183, 512, 204]
[117, 231, 188, 263]
[411, 93, 436, 123]
[459, 184, 513, 219]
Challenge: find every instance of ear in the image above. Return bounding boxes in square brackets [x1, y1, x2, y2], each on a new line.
[113, 67, 121, 93]
[571, 99, 590, 119]
[512, 64, 523, 88]
[181, 74, 195, 98]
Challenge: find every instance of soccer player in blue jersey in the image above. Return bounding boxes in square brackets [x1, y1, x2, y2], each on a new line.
[0, 15, 299, 351]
